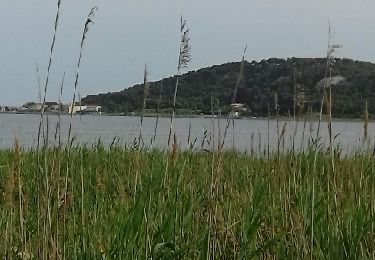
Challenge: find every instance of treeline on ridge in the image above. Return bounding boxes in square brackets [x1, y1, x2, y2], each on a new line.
[82, 57, 375, 118]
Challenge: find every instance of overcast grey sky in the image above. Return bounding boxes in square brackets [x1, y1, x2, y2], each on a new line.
[1, 0, 375, 105]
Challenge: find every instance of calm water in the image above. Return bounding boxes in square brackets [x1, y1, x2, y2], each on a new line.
[0, 113, 373, 153]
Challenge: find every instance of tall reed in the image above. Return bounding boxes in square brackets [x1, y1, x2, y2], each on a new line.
[64, 7, 97, 258]
[167, 16, 191, 146]
[68, 7, 98, 142]
[312, 23, 343, 258]
[138, 64, 150, 147]
[54, 72, 65, 147]
[220, 45, 247, 151]
[37, 0, 63, 148]
[311, 24, 331, 259]
[363, 100, 369, 142]
[151, 79, 163, 146]
[35, 63, 42, 103]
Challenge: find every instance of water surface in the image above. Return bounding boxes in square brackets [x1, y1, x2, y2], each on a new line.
[0, 113, 373, 153]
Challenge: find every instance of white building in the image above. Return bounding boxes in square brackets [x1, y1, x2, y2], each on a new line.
[69, 104, 102, 114]
[230, 103, 248, 118]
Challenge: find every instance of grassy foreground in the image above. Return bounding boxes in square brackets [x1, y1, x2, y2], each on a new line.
[0, 146, 373, 259]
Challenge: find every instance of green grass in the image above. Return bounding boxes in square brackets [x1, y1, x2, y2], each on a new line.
[0, 145, 373, 259]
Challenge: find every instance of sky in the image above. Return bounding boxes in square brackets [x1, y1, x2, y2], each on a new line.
[1, 0, 375, 106]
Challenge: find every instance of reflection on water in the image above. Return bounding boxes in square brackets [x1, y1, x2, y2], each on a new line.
[0, 113, 373, 153]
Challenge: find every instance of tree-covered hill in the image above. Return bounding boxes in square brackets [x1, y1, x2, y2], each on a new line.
[82, 58, 375, 118]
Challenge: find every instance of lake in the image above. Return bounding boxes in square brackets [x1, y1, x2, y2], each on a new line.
[0, 113, 373, 153]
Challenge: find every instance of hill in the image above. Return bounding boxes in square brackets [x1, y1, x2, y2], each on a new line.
[82, 57, 375, 118]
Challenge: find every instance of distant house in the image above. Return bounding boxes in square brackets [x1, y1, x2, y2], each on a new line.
[231, 103, 246, 110]
[68, 104, 84, 114]
[69, 104, 102, 114]
[82, 105, 102, 114]
[45, 102, 59, 111]
[5, 106, 18, 112]
[23, 102, 42, 112]
[230, 103, 248, 118]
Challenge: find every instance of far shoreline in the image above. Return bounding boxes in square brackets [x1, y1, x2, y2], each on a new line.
[0, 111, 370, 123]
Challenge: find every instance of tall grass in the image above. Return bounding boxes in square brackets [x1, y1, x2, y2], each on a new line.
[0, 147, 373, 258]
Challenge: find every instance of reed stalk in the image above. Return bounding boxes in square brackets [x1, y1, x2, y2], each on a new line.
[220, 45, 247, 151]
[363, 100, 369, 142]
[36, 63, 42, 103]
[292, 68, 299, 153]
[275, 92, 280, 156]
[311, 26, 331, 260]
[53, 72, 65, 146]
[63, 8, 97, 258]
[34, 4, 63, 251]
[151, 80, 163, 146]
[267, 104, 270, 157]
[68, 7, 98, 142]
[38, 0, 63, 149]
[138, 64, 150, 147]
[168, 16, 191, 146]
[79, 94, 86, 254]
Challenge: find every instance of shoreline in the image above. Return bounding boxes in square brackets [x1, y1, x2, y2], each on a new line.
[0, 111, 369, 123]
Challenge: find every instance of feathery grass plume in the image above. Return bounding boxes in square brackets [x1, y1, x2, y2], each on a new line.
[315, 22, 332, 149]
[326, 43, 342, 189]
[314, 24, 343, 154]
[167, 16, 191, 146]
[138, 64, 150, 147]
[220, 45, 247, 151]
[68, 7, 98, 142]
[37, 0, 63, 149]
[326, 41, 343, 160]
[166, 16, 191, 250]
